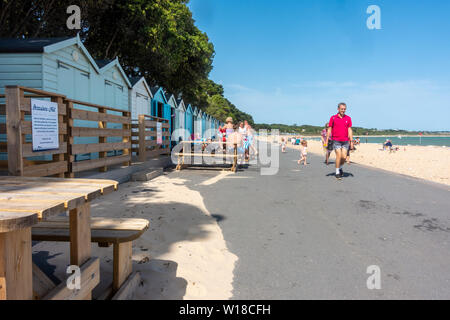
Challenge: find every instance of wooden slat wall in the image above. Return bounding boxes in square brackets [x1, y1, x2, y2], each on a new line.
[1, 86, 133, 177]
[68, 99, 131, 174]
[132, 114, 170, 162]
[3, 86, 69, 177]
[2, 86, 176, 176]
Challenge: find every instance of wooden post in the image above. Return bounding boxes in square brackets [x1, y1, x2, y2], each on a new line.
[5, 86, 24, 176]
[138, 115, 146, 162]
[69, 201, 92, 299]
[122, 111, 131, 166]
[0, 228, 33, 300]
[66, 101, 75, 178]
[51, 96, 66, 178]
[113, 242, 132, 292]
[69, 202, 91, 266]
[231, 143, 238, 172]
[98, 107, 107, 172]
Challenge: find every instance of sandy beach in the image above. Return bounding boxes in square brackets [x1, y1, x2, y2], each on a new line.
[281, 138, 450, 186]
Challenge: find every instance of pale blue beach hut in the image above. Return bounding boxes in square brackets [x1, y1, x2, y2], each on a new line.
[201, 111, 207, 139]
[175, 98, 186, 142]
[0, 35, 132, 161]
[129, 76, 153, 120]
[193, 107, 200, 139]
[185, 104, 194, 140]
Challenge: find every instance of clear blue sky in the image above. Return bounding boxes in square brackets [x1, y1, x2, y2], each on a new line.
[188, 0, 450, 131]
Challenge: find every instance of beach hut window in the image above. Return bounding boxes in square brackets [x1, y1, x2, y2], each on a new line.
[57, 62, 70, 70]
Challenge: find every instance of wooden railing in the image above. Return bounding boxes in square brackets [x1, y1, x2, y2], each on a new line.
[0, 97, 7, 171]
[132, 114, 170, 162]
[67, 99, 131, 175]
[1, 86, 69, 177]
[1, 86, 133, 177]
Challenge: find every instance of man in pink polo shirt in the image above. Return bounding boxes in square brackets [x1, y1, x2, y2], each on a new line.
[326, 103, 353, 180]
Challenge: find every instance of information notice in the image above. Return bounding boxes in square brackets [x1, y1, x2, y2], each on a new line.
[157, 122, 163, 145]
[31, 99, 59, 151]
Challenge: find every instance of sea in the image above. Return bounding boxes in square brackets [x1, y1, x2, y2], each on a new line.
[304, 136, 450, 147]
[355, 136, 450, 147]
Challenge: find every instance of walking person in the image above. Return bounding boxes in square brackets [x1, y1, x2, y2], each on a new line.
[298, 140, 308, 165]
[326, 103, 353, 180]
[280, 138, 287, 153]
[321, 123, 332, 165]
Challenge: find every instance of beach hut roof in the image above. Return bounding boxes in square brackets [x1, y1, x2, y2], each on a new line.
[150, 86, 165, 97]
[0, 37, 71, 53]
[96, 57, 132, 88]
[175, 98, 186, 111]
[0, 34, 101, 73]
[128, 76, 153, 98]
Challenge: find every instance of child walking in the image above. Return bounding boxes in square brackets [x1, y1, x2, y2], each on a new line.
[280, 138, 286, 153]
[298, 140, 308, 165]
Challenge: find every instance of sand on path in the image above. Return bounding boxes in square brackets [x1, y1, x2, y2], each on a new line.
[32, 172, 238, 300]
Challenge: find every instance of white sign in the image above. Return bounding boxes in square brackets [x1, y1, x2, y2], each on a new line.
[157, 122, 163, 145]
[31, 99, 59, 151]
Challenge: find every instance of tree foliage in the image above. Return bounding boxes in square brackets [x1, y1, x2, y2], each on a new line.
[0, 0, 253, 122]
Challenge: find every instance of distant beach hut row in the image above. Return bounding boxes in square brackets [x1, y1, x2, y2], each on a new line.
[0, 35, 224, 156]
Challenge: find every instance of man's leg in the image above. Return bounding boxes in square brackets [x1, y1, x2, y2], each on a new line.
[335, 148, 342, 171]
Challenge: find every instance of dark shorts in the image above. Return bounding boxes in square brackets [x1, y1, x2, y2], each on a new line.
[333, 140, 350, 150]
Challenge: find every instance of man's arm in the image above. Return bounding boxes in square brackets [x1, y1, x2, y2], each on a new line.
[348, 127, 353, 148]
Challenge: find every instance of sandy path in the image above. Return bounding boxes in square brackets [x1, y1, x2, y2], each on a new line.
[32, 172, 238, 300]
[91, 173, 238, 300]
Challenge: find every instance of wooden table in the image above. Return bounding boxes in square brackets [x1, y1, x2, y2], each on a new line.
[0, 176, 118, 300]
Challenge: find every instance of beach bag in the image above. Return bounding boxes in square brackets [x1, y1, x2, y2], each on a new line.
[327, 140, 334, 151]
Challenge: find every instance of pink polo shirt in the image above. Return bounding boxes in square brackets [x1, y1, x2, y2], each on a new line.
[329, 114, 352, 141]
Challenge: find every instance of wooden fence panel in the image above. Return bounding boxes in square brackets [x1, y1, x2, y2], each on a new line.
[132, 114, 170, 162]
[68, 99, 131, 174]
[2, 86, 69, 177]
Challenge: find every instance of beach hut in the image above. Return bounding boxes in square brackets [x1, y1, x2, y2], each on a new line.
[201, 111, 207, 139]
[164, 92, 178, 140]
[175, 98, 186, 142]
[129, 76, 153, 120]
[185, 103, 194, 140]
[210, 116, 216, 139]
[193, 107, 200, 139]
[150, 86, 171, 147]
[150, 87, 171, 120]
[0, 35, 132, 160]
[0, 35, 131, 107]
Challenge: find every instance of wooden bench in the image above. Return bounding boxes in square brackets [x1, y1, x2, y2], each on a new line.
[32, 217, 149, 299]
[175, 141, 238, 172]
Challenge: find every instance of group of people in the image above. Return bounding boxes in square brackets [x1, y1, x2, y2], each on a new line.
[219, 117, 257, 162]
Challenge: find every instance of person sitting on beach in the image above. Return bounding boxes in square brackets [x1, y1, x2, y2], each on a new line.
[298, 140, 308, 165]
[383, 139, 393, 151]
